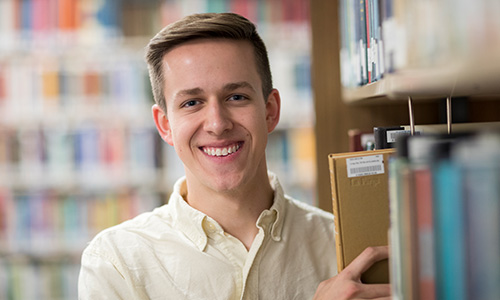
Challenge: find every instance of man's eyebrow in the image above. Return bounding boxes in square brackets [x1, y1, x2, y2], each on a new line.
[223, 81, 256, 92]
[174, 82, 256, 99]
[175, 87, 204, 98]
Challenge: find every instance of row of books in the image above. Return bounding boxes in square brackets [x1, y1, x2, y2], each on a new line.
[0, 52, 152, 125]
[271, 51, 314, 129]
[0, 256, 80, 300]
[160, 0, 309, 26]
[389, 131, 500, 300]
[0, 49, 312, 129]
[266, 127, 317, 205]
[0, 188, 162, 256]
[0, 0, 310, 50]
[0, 124, 162, 189]
[339, 0, 500, 88]
[0, 0, 121, 32]
[339, 0, 386, 87]
[0, 0, 132, 50]
[0, 1, 315, 298]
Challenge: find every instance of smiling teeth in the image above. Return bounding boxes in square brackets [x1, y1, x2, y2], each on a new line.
[204, 144, 240, 157]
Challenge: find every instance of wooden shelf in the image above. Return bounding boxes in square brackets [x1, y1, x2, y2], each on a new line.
[342, 54, 500, 104]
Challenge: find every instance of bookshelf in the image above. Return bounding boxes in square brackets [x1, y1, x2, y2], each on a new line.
[0, 1, 317, 299]
[0, 2, 165, 299]
[337, 0, 500, 103]
[310, 0, 500, 212]
[311, 0, 500, 299]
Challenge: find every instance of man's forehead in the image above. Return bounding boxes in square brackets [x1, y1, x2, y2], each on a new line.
[163, 38, 253, 60]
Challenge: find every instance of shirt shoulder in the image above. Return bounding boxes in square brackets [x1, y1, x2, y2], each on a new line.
[83, 205, 175, 257]
[281, 195, 335, 243]
[284, 196, 334, 223]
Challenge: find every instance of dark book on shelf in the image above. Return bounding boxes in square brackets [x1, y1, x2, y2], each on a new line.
[373, 126, 412, 149]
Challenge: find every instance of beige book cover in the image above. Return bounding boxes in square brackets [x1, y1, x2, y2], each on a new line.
[328, 149, 395, 284]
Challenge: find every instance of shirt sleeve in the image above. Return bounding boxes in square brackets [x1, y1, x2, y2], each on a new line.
[78, 245, 135, 300]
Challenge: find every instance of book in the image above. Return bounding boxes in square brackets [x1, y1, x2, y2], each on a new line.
[407, 135, 438, 300]
[402, 133, 473, 300]
[329, 148, 395, 284]
[453, 133, 500, 300]
[374, 126, 413, 149]
[398, 164, 419, 300]
[365, 0, 372, 83]
[391, 131, 500, 300]
[433, 160, 467, 300]
[402, 122, 500, 135]
[387, 138, 408, 300]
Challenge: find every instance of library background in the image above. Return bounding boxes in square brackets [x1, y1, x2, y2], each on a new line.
[0, 0, 499, 299]
[0, 0, 314, 299]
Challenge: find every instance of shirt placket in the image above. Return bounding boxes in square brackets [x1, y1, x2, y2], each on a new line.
[204, 219, 248, 300]
[240, 210, 278, 300]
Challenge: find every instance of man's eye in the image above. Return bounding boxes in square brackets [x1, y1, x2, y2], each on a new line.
[228, 94, 247, 101]
[182, 100, 199, 107]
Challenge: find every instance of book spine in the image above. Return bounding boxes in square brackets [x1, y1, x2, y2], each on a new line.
[433, 160, 467, 300]
[329, 155, 345, 272]
[388, 155, 405, 300]
[353, 0, 362, 85]
[373, 126, 408, 149]
[463, 166, 500, 300]
[399, 167, 419, 300]
[373, 0, 381, 80]
[365, 0, 371, 83]
[413, 168, 436, 300]
[455, 134, 500, 300]
[359, 0, 368, 85]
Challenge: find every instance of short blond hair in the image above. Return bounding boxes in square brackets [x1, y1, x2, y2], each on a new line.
[145, 13, 273, 112]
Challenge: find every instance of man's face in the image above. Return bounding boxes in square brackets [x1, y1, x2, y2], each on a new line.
[152, 39, 280, 194]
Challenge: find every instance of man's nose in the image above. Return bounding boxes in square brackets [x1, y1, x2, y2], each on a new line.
[203, 101, 233, 135]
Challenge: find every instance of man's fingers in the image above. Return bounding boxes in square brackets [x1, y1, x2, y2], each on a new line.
[342, 246, 389, 280]
[338, 282, 391, 299]
[313, 246, 391, 300]
[358, 283, 391, 299]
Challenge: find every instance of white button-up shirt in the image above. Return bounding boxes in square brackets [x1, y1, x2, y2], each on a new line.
[78, 174, 337, 299]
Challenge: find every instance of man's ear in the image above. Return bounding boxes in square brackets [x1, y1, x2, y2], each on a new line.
[152, 104, 174, 146]
[265, 89, 281, 133]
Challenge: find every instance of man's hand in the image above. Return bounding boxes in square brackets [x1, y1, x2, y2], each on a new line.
[313, 246, 391, 300]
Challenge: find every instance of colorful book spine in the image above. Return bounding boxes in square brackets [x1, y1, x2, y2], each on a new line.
[413, 168, 435, 300]
[365, 0, 372, 83]
[433, 160, 467, 300]
[408, 135, 440, 300]
[359, 0, 368, 85]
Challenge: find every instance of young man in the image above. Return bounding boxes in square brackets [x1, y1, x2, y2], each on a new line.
[78, 13, 390, 299]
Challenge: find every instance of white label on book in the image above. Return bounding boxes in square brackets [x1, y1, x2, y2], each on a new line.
[346, 154, 384, 178]
[386, 130, 411, 143]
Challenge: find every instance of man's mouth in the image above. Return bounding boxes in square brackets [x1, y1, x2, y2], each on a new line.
[202, 142, 241, 157]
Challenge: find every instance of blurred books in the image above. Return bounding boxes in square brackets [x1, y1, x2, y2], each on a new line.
[389, 130, 500, 300]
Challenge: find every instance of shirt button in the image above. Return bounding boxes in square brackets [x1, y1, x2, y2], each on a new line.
[206, 222, 216, 233]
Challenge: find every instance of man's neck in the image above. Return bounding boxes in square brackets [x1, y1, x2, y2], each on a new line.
[184, 173, 274, 250]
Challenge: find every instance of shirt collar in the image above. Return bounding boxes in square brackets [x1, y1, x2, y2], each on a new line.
[168, 177, 209, 251]
[167, 172, 287, 251]
[258, 172, 286, 242]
